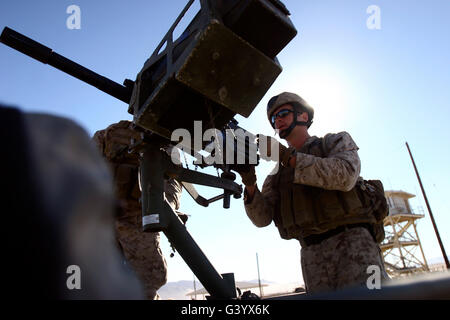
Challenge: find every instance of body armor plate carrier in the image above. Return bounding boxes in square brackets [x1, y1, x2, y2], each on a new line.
[273, 136, 388, 243]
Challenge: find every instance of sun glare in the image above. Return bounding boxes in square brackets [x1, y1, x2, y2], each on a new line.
[283, 69, 350, 134]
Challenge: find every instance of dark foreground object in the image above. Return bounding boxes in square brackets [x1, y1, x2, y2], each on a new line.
[265, 271, 450, 300]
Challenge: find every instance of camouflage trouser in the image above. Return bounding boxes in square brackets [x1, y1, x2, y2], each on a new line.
[115, 177, 182, 300]
[92, 121, 183, 299]
[116, 213, 167, 300]
[301, 227, 389, 295]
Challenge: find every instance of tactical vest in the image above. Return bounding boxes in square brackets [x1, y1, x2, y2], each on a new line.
[272, 137, 378, 241]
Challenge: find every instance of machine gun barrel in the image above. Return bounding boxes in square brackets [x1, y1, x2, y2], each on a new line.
[0, 27, 132, 104]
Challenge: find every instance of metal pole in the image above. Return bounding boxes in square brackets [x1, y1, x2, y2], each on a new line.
[162, 202, 236, 299]
[140, 143, 237, 299]
[256, 252, 263, 297]
[405, 142, 449, 269]
[193, 274, 197, 300]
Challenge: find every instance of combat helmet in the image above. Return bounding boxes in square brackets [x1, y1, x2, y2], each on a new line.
[267, 92, 314, 138]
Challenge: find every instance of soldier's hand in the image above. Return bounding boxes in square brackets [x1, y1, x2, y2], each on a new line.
[257, 134, 295, 166]
[235, 165, 257, 186]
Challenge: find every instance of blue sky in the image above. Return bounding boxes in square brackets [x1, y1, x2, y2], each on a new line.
[1, 0, 449, 286]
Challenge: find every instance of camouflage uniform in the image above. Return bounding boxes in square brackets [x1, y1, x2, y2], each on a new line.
[245, 132, 388, 294]
[93, 120, 183, 299]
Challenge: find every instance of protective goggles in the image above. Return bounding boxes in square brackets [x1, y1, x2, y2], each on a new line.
[270, 109, 294, 127]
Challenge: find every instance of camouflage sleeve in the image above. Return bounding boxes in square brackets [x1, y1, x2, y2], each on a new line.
[244, 166, 279, 227]
[92, 129, 106, 156]
[294, 131, 361, 191]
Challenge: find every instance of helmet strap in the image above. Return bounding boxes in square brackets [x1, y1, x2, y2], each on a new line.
[278, 109, 310, 139]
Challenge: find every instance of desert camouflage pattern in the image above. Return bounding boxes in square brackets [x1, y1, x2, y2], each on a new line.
[244, 132, 388, 293]
[293, 132, 361, 191]
[93, 120, 182, 299]
[245, 131, 360, 226]
[301, 227, 389, 294]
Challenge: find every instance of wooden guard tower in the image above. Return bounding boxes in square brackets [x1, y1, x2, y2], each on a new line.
[380, 190, 429, 277]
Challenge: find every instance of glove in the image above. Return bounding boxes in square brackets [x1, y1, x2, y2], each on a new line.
[235, 165, 257, 186]
[257, 134, 295, 167]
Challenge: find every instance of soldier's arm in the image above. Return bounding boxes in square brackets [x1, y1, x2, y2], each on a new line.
[293, 131, 361, 191]
[244, 169, 279, 227]
[92, 129, 106, 156]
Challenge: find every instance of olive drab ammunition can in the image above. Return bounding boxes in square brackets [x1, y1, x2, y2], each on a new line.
[129, 0, 297, 143]
[217, 0, 296, 59]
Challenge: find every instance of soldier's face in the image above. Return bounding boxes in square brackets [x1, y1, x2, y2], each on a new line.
[272, 104, 295, 131]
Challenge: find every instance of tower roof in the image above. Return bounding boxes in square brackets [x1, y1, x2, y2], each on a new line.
[385, 190, 416, 199]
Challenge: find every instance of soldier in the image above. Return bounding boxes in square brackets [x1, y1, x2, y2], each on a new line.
[237, 92, 389, 294]
[93, 120, 183, 300]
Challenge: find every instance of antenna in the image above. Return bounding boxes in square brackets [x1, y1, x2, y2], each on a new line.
[256, 252, 263, 297]
[406, 142, 449, 269]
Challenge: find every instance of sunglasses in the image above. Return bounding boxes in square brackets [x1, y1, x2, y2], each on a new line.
[271, 109, 294, 126]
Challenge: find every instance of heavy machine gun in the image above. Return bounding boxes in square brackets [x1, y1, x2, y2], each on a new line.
[1, 0, 297, 299]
